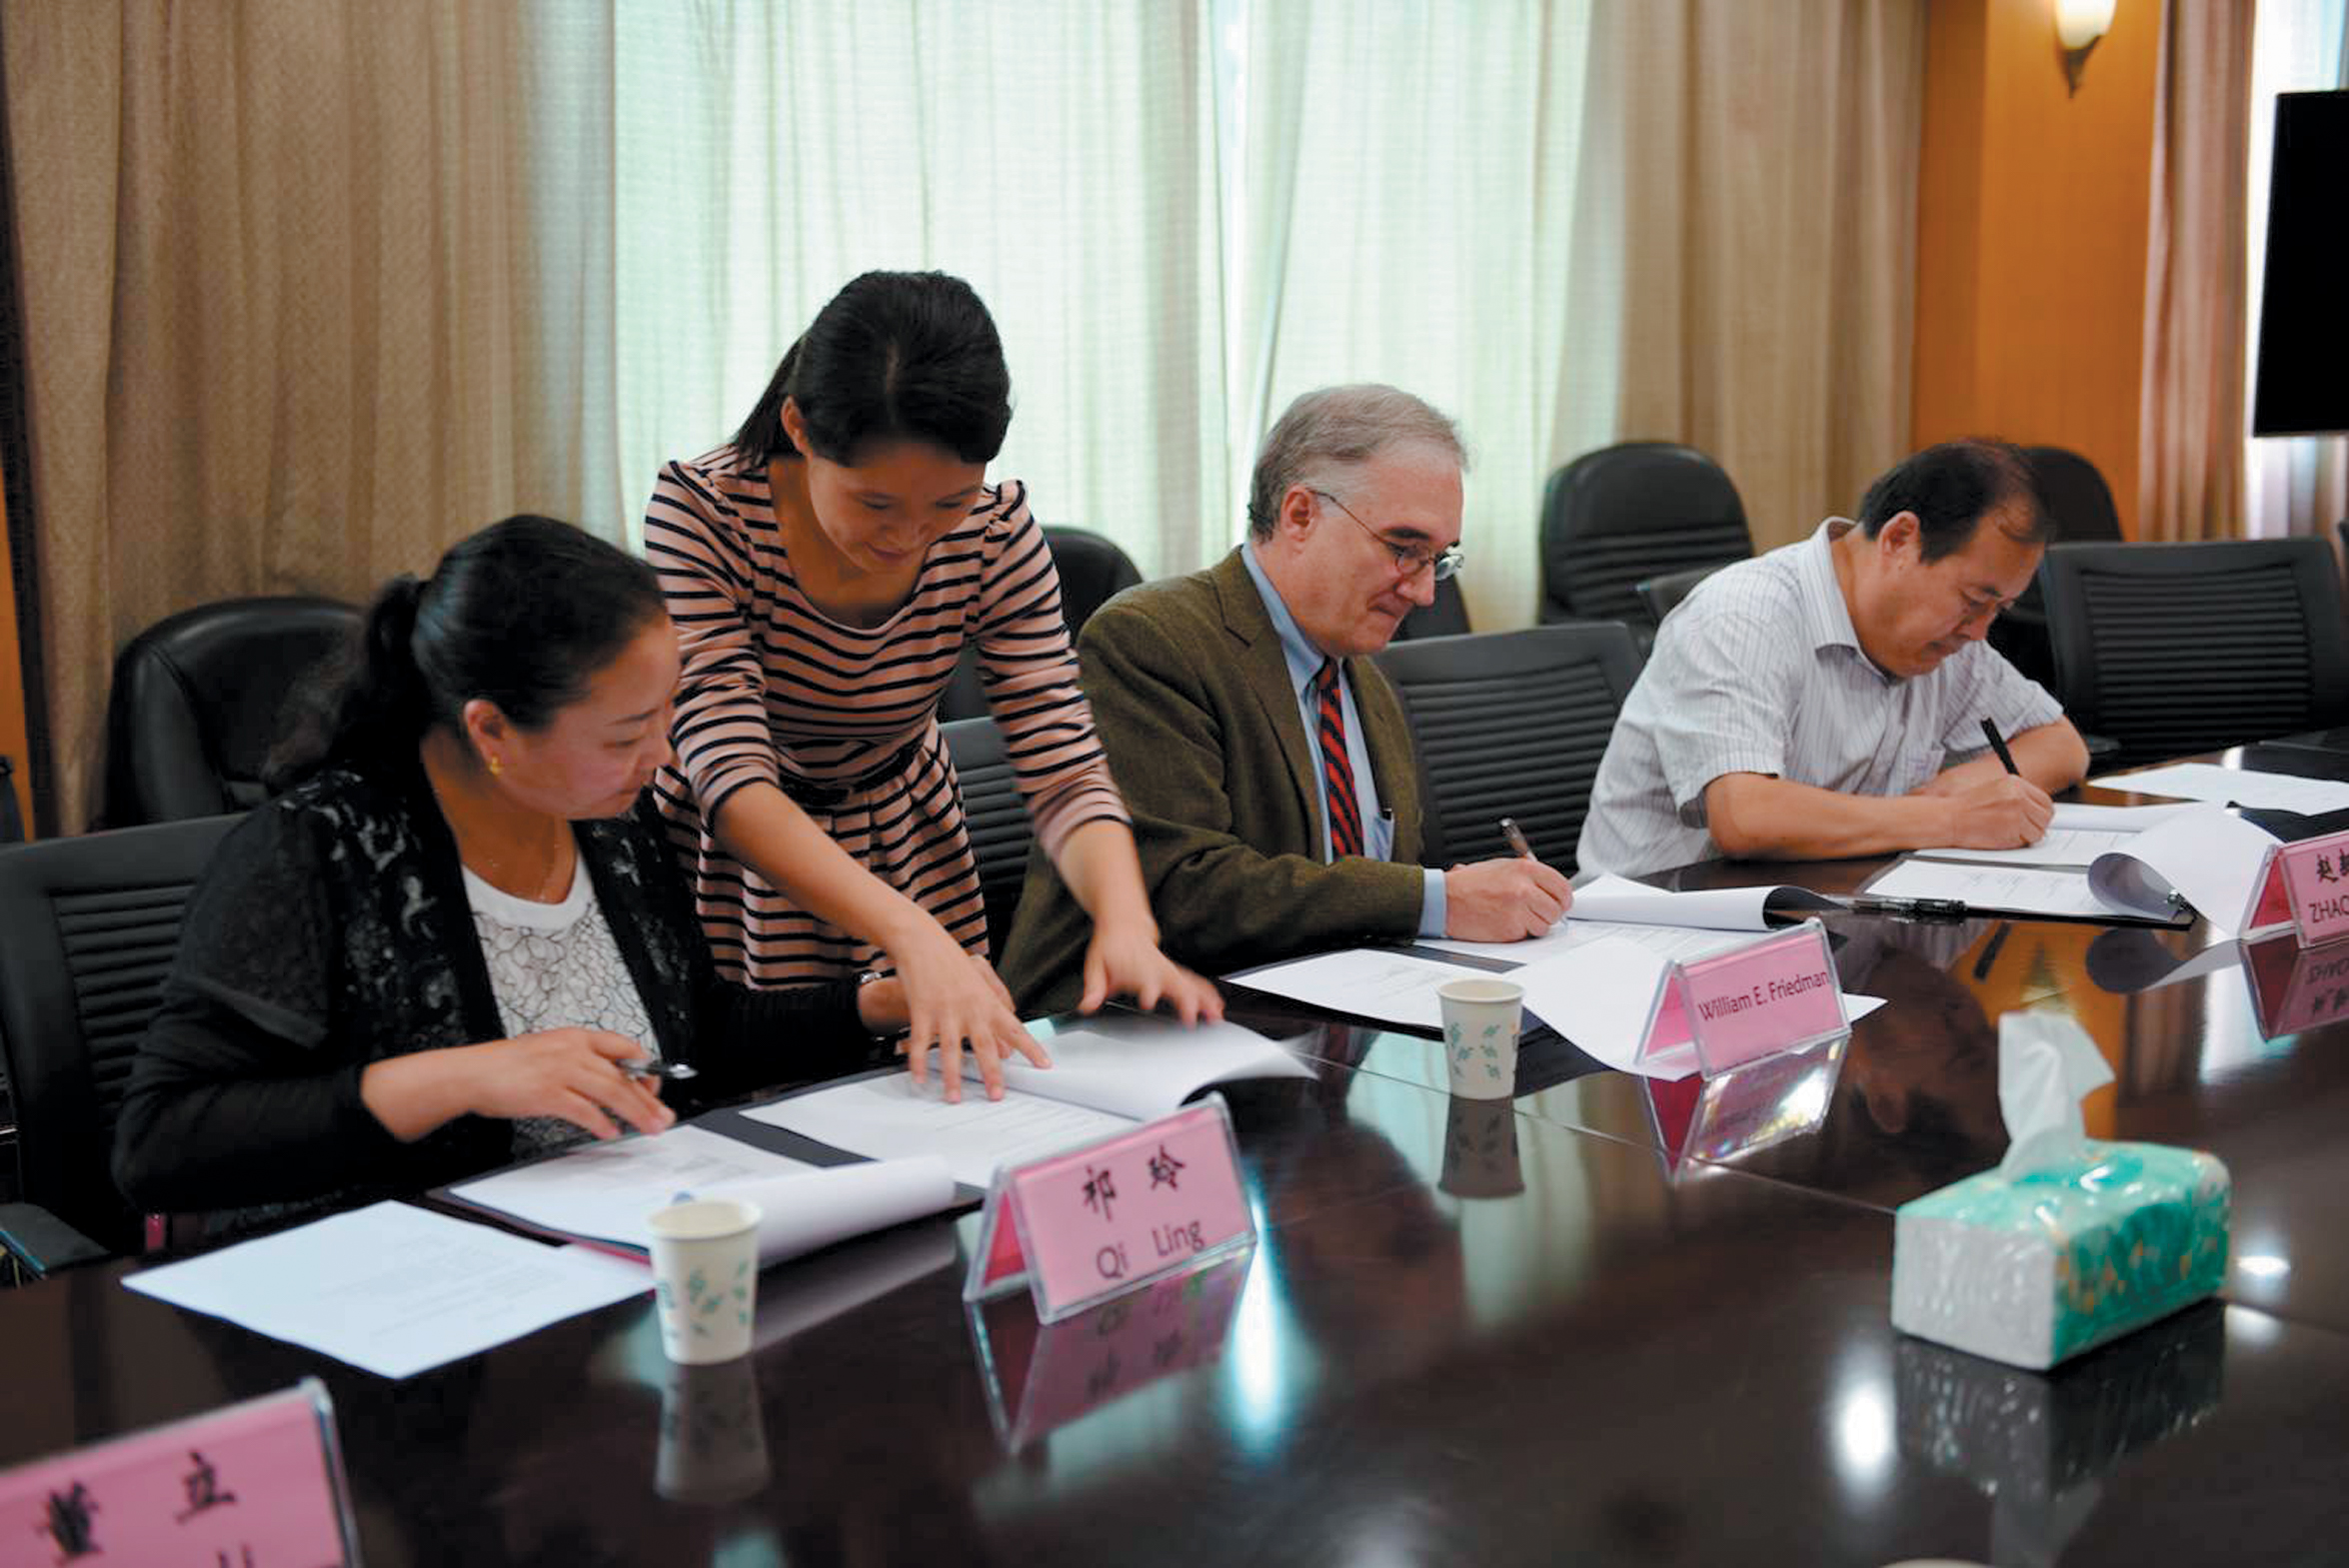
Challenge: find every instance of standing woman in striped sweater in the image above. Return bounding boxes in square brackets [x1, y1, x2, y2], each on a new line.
[645, 271, 1218, 1101]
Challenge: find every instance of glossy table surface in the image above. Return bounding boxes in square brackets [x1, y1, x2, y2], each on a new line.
[13, 750, 2349, 1565]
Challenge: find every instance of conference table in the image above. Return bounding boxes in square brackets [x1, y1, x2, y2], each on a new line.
[11, 747, 2349, 1565]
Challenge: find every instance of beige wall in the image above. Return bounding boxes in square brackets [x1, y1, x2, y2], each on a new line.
[1912, 0, 2162, 536]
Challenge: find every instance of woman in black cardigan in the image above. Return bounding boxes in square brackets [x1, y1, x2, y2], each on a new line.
[113, 516, 908, 1227]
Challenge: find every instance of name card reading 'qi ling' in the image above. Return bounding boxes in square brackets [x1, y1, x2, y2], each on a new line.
[2244, 827, 2349, 947]
[1643, 919, 1849, 1078]
[964, 1096, 1256, 1324]
[0, 1380, 358, 1568]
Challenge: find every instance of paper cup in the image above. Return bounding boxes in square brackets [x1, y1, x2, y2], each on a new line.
[1437, 977, 1523, 1100]
[648, 1198, 762, 1365]
[656, 1356, 771, 1504]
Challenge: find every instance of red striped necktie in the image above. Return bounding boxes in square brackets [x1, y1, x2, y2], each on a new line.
[1313, 658, 1364, 859]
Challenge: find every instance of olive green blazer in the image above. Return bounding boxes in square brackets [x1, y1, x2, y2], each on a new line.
[999, 548, 1426, 1014]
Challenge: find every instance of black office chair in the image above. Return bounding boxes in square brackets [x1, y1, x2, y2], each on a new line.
[1538, 443, 1752, 642]
[0, 813, 241, 1276]
[1373, 624, 1644, 871]
[2036, 538, 2349, 770]
[1989, 446, 2128, 687]
[940, 527, 1146, 721]
[1387, 575, 1472, 642]
[941, 717, 1033, 957]
[1634, 564, 1724, 628]
[104, 595, 361, 825]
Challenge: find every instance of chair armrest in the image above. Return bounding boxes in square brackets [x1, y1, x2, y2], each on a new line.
[0, 1201, 113, 1279]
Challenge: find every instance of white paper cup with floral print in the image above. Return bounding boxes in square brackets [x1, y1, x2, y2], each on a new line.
[648, 1198, 762, 1364]
[1437, 977, 1523, 1101]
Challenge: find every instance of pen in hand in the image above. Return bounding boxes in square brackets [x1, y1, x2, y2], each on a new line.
[1498, 816, 1536, 859]
[1979, 718, 2020, 777]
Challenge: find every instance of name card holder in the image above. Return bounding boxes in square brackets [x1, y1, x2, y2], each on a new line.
[962, 1095, 1257, 1325]
[1635, 917, 1850, 1079]
[0, 1378, 360, 1567]
[968, 1246, 1254, 1451]
[2241, 826, 2349, 947]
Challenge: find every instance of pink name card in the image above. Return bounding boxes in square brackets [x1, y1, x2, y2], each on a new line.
[1640, 920, 1848, 1077]
[2244, 828, 2349, 947]
[963, 1096, 1256, 1324]
[0, 1380, 357, 1568]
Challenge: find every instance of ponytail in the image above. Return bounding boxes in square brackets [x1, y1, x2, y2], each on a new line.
[266, 575, 433, 786]
[729, 337, 806, 467]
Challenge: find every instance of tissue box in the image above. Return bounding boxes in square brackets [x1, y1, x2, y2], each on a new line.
[1891, 1141, 2230, 1370]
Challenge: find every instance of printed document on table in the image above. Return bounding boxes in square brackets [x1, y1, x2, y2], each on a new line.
[1911, 827, 2141, 866]
[450, 1123, 815, 1252]
[2049, 801, 2204, 831]
[742, 1074, 1138, 1189]
[2089, 763, 2349, 814]
[999, 1016, 1313, 1121]
[1221, 947, 1489, 1030]
[1861, 858, 2118, 919]
[1423, 914, 1751, 965]
[124, 1200, 648, 1379]
[1426, 873, 1835, 963]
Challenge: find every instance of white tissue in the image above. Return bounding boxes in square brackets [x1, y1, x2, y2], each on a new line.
[1996, 1011, 2113, 1179]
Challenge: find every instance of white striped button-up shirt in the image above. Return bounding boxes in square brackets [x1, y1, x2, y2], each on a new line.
[1576, 520, 2064, 876]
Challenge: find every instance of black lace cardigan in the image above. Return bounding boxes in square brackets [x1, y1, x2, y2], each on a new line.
[112, 749, 877, 1221]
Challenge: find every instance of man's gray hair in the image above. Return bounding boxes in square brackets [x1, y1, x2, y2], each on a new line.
[1246, 384, 1468, 542]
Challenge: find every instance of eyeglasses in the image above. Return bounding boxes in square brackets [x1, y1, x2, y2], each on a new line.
[1309, 490, 1464, 583]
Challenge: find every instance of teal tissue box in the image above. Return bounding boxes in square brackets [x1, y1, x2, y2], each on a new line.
[1890, 1141, 2230, 1370]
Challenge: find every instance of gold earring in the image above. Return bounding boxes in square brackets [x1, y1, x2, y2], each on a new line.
[487, 756, 503, 778]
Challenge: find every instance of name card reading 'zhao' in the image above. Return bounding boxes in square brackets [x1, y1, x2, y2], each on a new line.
[1640, 918, 1850, 1078]
[2242, 826, 2349, 947]
[964, 1096, 1256, 1324]
[0, 1380, 358, 1568]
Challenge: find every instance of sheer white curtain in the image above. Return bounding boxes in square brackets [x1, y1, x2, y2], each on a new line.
[549, 0, 1228, 575]
[1231, 0, 1600, 630]
[2243, 0, 2349, 541]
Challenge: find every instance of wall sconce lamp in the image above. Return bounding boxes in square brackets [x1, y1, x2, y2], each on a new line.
[2055, 0, 2117, 96]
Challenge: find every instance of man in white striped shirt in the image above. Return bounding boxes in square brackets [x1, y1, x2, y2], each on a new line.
[1577, 440, 2089, 876]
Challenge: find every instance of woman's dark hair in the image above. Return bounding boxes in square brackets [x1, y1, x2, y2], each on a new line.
[270, 515, 665, 784]
[730, 271, 1013, 468]
[1857, 438, 2051, 563]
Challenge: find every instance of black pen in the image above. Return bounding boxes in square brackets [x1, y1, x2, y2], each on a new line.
[1850, 894, 1971, 919]
[624, 1059, 698, 1082]
[1498, 816, 1535, 859]
[1980, 718, 2020, 777]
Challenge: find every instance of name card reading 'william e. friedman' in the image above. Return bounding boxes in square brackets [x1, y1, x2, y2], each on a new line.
[2243, 826, 2349, 947]
[1643, 919, 1849, 1077]
[964, 1096, 1255, 1325]
[0, 1380, 359, 1568]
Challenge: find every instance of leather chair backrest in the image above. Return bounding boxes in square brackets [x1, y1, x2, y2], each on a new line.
[0, 813, 242, 1255]
[1373, 623, 1644, 871]
[1634, 564, 1724, 629]
[1388, 575, 1472, 642]
[1539, 443, 1752, 629]
[2024, 446, 2124, 545]
[940, 528, 1145, 722]
[2038, 538, 2349, 770]
[105, 596, 361, 825]
[941, 717, 1032, 955]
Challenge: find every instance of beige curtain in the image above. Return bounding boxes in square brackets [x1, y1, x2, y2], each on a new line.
[3, 3, 579, 831]
[1575, 0, 1925, 549]
[2137, 0, 2254, 543]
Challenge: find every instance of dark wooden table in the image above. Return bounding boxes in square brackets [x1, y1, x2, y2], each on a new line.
[12, 749, 2349, 1564]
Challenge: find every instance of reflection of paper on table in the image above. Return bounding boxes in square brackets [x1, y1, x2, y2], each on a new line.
[450, 1123, 816, 1253]
[744, 1075, 1139, 1189]
[125, 1200, 648, 1379]
[2091, 762, 2349, 814]
[1222, 947, 1488, 1030]
[1913, 827, 2142, 866]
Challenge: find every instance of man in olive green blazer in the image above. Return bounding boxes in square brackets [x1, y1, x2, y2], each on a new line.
[1000, 385, 1572, 1015]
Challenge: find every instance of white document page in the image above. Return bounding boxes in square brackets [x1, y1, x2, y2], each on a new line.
[1911, 827, 2141, 866]
[1000, 1017, 1313, 1122]
[2050, 801, 2205, 830]
[1423, 915, 1751, 965]
[450, 1123, 816, 1252]
[742, 1073, 1138, 1189]
[1862, 858, 2117, 919]
[1567, 873, 1842, 931]
[695, 1159, 960, 1267]
[124, 1200, 649, 1380]
[2087, 806, 2278, 932]
[1222, 948, 1490, 1031]
[2089, 763, 2349, 814]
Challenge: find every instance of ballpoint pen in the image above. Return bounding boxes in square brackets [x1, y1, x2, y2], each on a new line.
[1849, 894, 1971, 918]
[1980, 718, 2021, 777]
[623, 1059, 698, 1081]
[1498, 816, 1535, 859]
